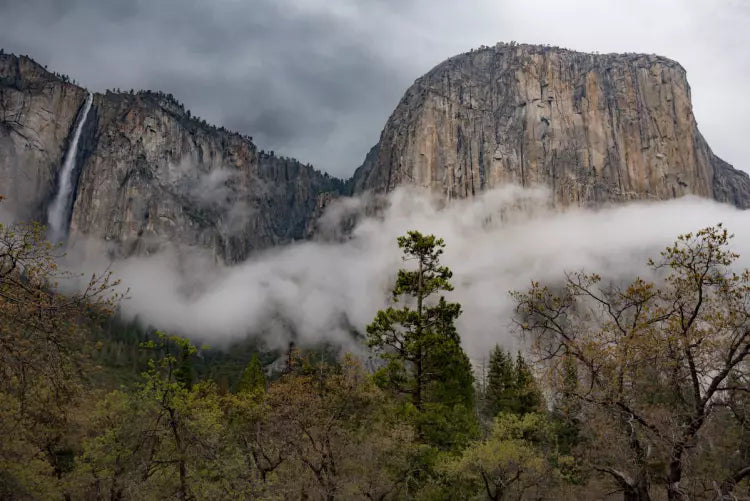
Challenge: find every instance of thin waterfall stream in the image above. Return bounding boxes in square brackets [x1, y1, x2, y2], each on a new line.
[47, 91, 93, 243]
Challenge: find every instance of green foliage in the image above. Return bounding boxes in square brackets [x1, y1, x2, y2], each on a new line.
[5, 201, 750, 501]
[81, 334, 229, 500]
[236, 353, 266, 394]
[0, 209, 120, 497]
[513, 353, 542, 413]
[484, 346, 514, 418]
[88, 316, 278, 392]
[438, 413, 574, 500]
[367, 231, 476, 450]
[482, 346, 543, 419]
[549, 355, 582, 456]
[174, 342, 197, 390]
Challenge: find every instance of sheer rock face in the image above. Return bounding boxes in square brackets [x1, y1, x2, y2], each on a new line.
[2, 45, 748, 262]
[352, 44, 750, 208]
[0, 54, 346, 261]
[0, 54, 88, 222]
[71, 91, 346, 261]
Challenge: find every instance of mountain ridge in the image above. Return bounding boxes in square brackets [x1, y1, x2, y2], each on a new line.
[0, 52, 349, 261]
[1, 43, 748, 262]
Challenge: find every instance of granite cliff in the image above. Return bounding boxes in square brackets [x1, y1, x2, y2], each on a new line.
[71, 90, 346, 261]
[0, 53, 346, 261]
[352, 43, 750, 208]
[0, 53, 89, 222]
[1, 44, 748, 262]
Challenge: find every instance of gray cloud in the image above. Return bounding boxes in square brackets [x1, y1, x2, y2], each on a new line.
[61, 187, 750, 357]
[0, 0, 747, 177]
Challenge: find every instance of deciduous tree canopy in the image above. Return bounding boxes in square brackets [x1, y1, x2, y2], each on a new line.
[0, 205, 747, 500]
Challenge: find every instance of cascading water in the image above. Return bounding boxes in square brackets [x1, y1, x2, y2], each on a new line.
[47, 92, 93, 243]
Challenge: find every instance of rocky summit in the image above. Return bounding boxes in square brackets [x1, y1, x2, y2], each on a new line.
[0, 53, 347, 262]
[1, 44, 749, 261]
[352, 43, 750, 208]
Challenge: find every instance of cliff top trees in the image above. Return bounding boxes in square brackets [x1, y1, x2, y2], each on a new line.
[513, 224, 750, 500]
[366, 230, 476, 449]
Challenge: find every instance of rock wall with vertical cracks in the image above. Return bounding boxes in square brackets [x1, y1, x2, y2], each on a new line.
[351, 44, 750, 208]
[0, 53, 348, 261]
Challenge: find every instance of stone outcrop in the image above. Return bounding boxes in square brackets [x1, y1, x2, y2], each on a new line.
[1, 45, 748, 263]
[0, 54, 89, 221]
[71, 90, 346, 261]
[0, 53, 347, 261]
[352, 43, 750, 208]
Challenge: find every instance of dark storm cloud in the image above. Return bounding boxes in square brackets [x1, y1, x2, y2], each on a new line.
[0, 0, 409, 176]
[0, 0, 747, 177]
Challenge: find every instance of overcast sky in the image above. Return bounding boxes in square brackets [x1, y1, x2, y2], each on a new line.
[0, 0, 747, 177]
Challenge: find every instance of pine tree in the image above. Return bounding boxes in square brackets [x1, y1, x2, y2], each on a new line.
[427, 297, 474, 408]
[236, 353, 266, 394]
[550, 353, 581, 455]
[484, 345, 516, 418]
[174, 343, 196, 390]
[514, 352, 543, 414]
[283, 341, 298, 374]
[367, 231, 476, 448]
[484, 347, 542, 418]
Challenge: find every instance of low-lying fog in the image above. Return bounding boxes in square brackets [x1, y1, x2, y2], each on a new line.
[61, 186, 750, 357]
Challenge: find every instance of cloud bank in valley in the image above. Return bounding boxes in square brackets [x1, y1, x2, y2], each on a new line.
[62, 186, 750, 358]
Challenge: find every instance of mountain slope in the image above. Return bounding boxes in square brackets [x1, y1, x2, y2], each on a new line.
[71, 89, 346, 261]
[0, 53, 347, 261]
[352, 43, 750, 208]
[0, 53, 89, 222]
[1, 45, 747, 263]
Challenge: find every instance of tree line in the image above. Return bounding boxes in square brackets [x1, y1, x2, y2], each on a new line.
[0, 197, 748, 499]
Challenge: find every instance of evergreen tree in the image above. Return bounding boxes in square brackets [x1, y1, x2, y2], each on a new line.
[514, 352, 543, 414]
[367, 231, 476, 449]
[236, 353, 266, 394]
[484, 346, 516, 418]
[484, 347, 542, 418]
[550, 353, 581, 455]
[427, 298, 474, 408]
[174, 343, 196, 390]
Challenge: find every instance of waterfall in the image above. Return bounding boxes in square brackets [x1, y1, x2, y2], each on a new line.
[47, 92, 93, 243]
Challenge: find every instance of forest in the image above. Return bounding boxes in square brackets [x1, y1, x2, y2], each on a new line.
[1, 201, 748, 500]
